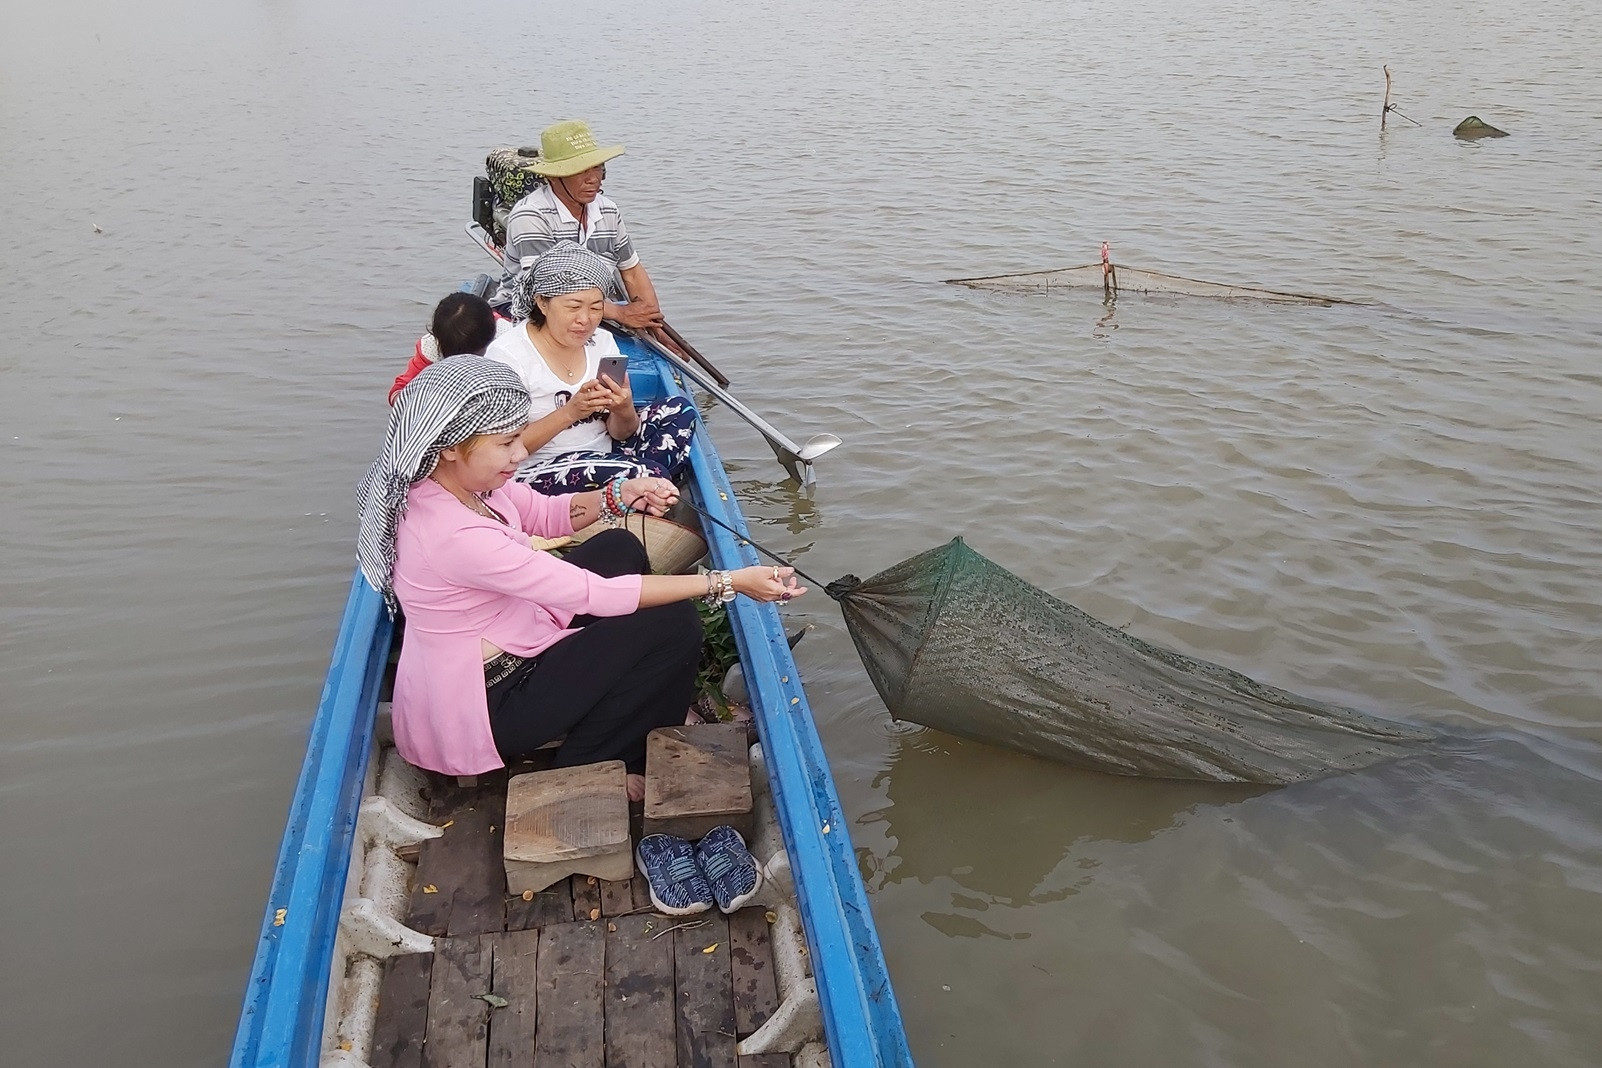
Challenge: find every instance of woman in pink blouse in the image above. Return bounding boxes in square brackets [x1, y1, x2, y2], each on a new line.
[357, 357, 803, 800]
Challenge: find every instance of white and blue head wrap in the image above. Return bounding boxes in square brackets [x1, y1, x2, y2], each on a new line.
[356, 356, 530, 610]
[509, 241, 618, 320]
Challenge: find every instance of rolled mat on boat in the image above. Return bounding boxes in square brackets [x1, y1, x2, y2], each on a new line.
[825, 537, 1432, 785]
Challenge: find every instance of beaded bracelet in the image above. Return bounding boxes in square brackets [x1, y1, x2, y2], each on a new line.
[599, 473, 634, 526]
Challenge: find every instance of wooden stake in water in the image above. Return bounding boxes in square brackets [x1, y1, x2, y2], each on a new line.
[1380, 66, 1423, 128]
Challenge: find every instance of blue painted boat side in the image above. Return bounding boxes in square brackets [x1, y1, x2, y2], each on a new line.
[230, 574, 392, 1068]
[621, 337, 914, 1066]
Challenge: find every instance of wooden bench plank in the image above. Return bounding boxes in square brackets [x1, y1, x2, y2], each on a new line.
[505, 882, 572, 931]
[454, 794, 509, 935]
[409, 796, 507, 937]
[486, 929, 539, 1068]
[604, 912, 676, 1068]
[674, 911, 737, 1068]
[423, 936, 490, 1068]
[599, 877, 635, 917]
[370, 952, 432, 1068]
[533, 922, 606, 1068]
[407, 835, 455, 938]
[572, 874, 603, 923]
[631, 871, 654, 911]
[727, 908, 779, 1038]
[451, 791, 510, 935]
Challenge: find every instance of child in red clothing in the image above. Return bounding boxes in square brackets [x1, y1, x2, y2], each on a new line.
[388, 293, 511, 404]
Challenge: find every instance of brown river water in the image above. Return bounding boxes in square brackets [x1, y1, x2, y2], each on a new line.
[3, 0, 1600, 1064]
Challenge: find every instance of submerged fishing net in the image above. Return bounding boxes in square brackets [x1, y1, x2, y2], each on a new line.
[826, 538, 1430, 785]
[947, 262, 1363, 306]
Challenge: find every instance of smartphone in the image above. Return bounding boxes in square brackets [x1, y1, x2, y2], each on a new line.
[596, 355, 629, 389]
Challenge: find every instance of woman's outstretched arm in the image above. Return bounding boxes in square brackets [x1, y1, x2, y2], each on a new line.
[636, 566, 804, 608]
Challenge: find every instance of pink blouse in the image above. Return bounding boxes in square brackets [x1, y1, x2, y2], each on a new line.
[390, 479, 643, 775]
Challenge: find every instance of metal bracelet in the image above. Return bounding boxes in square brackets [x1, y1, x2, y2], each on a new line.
[701, 569, 736, 607]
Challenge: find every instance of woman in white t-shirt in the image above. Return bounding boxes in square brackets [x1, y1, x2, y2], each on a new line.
[487, 243, 698, 494]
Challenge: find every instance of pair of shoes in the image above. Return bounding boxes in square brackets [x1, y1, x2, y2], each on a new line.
[635, 826, 763, 916]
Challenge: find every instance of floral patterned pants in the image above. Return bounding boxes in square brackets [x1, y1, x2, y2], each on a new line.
[516, 398, 698, 494]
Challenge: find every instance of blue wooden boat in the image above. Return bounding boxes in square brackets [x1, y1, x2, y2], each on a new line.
[229, 316, 913, 1067]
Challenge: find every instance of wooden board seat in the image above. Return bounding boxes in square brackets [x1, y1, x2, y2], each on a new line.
[504, 761, 633, 895]
[643, 724, 754, 842]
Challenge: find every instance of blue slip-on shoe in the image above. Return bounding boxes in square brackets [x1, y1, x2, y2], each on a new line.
[636, 833, 714, 916]
[694, 825, 764, 914]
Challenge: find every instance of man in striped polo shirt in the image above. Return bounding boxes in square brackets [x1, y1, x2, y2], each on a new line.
[497, 120, 664, 331]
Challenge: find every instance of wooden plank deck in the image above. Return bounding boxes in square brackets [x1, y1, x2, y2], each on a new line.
[369, 771, 791, 1068]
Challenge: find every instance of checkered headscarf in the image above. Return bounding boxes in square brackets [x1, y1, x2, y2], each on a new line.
[356, 357, 530, 611]
[509, 241, 618, 320]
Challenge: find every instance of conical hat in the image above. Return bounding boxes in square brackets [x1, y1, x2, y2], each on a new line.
[568, 515, 707, 575]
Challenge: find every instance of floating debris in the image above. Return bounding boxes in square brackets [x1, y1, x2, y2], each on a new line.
[1454, 116, 1509, 139]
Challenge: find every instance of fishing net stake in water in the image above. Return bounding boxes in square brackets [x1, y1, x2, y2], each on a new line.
[1100, 241, 1118, 302]
[1381, 66, 1422, 129]
[947, 244, 1364, 307]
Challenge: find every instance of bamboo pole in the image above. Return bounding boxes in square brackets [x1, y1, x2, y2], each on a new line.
[1382, 66, 1392, 130]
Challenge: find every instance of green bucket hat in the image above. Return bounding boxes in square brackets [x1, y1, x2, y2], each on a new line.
[528, 120, 625, 177]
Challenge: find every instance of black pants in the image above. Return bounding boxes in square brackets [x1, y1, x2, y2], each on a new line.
[487, 528, 702, 774]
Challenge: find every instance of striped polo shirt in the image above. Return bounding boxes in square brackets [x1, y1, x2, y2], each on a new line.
[498, 184, 639, 304]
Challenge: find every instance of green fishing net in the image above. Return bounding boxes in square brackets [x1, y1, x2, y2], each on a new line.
[826, 538, 1430, 785]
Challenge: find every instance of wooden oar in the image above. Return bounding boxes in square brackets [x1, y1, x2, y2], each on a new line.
[608, 321, 842, 485]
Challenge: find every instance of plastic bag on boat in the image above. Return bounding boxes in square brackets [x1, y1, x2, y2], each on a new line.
[826, 538, 1430, 785]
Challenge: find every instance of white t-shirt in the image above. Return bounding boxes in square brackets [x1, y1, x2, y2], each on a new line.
[484, 322, 622, 468]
